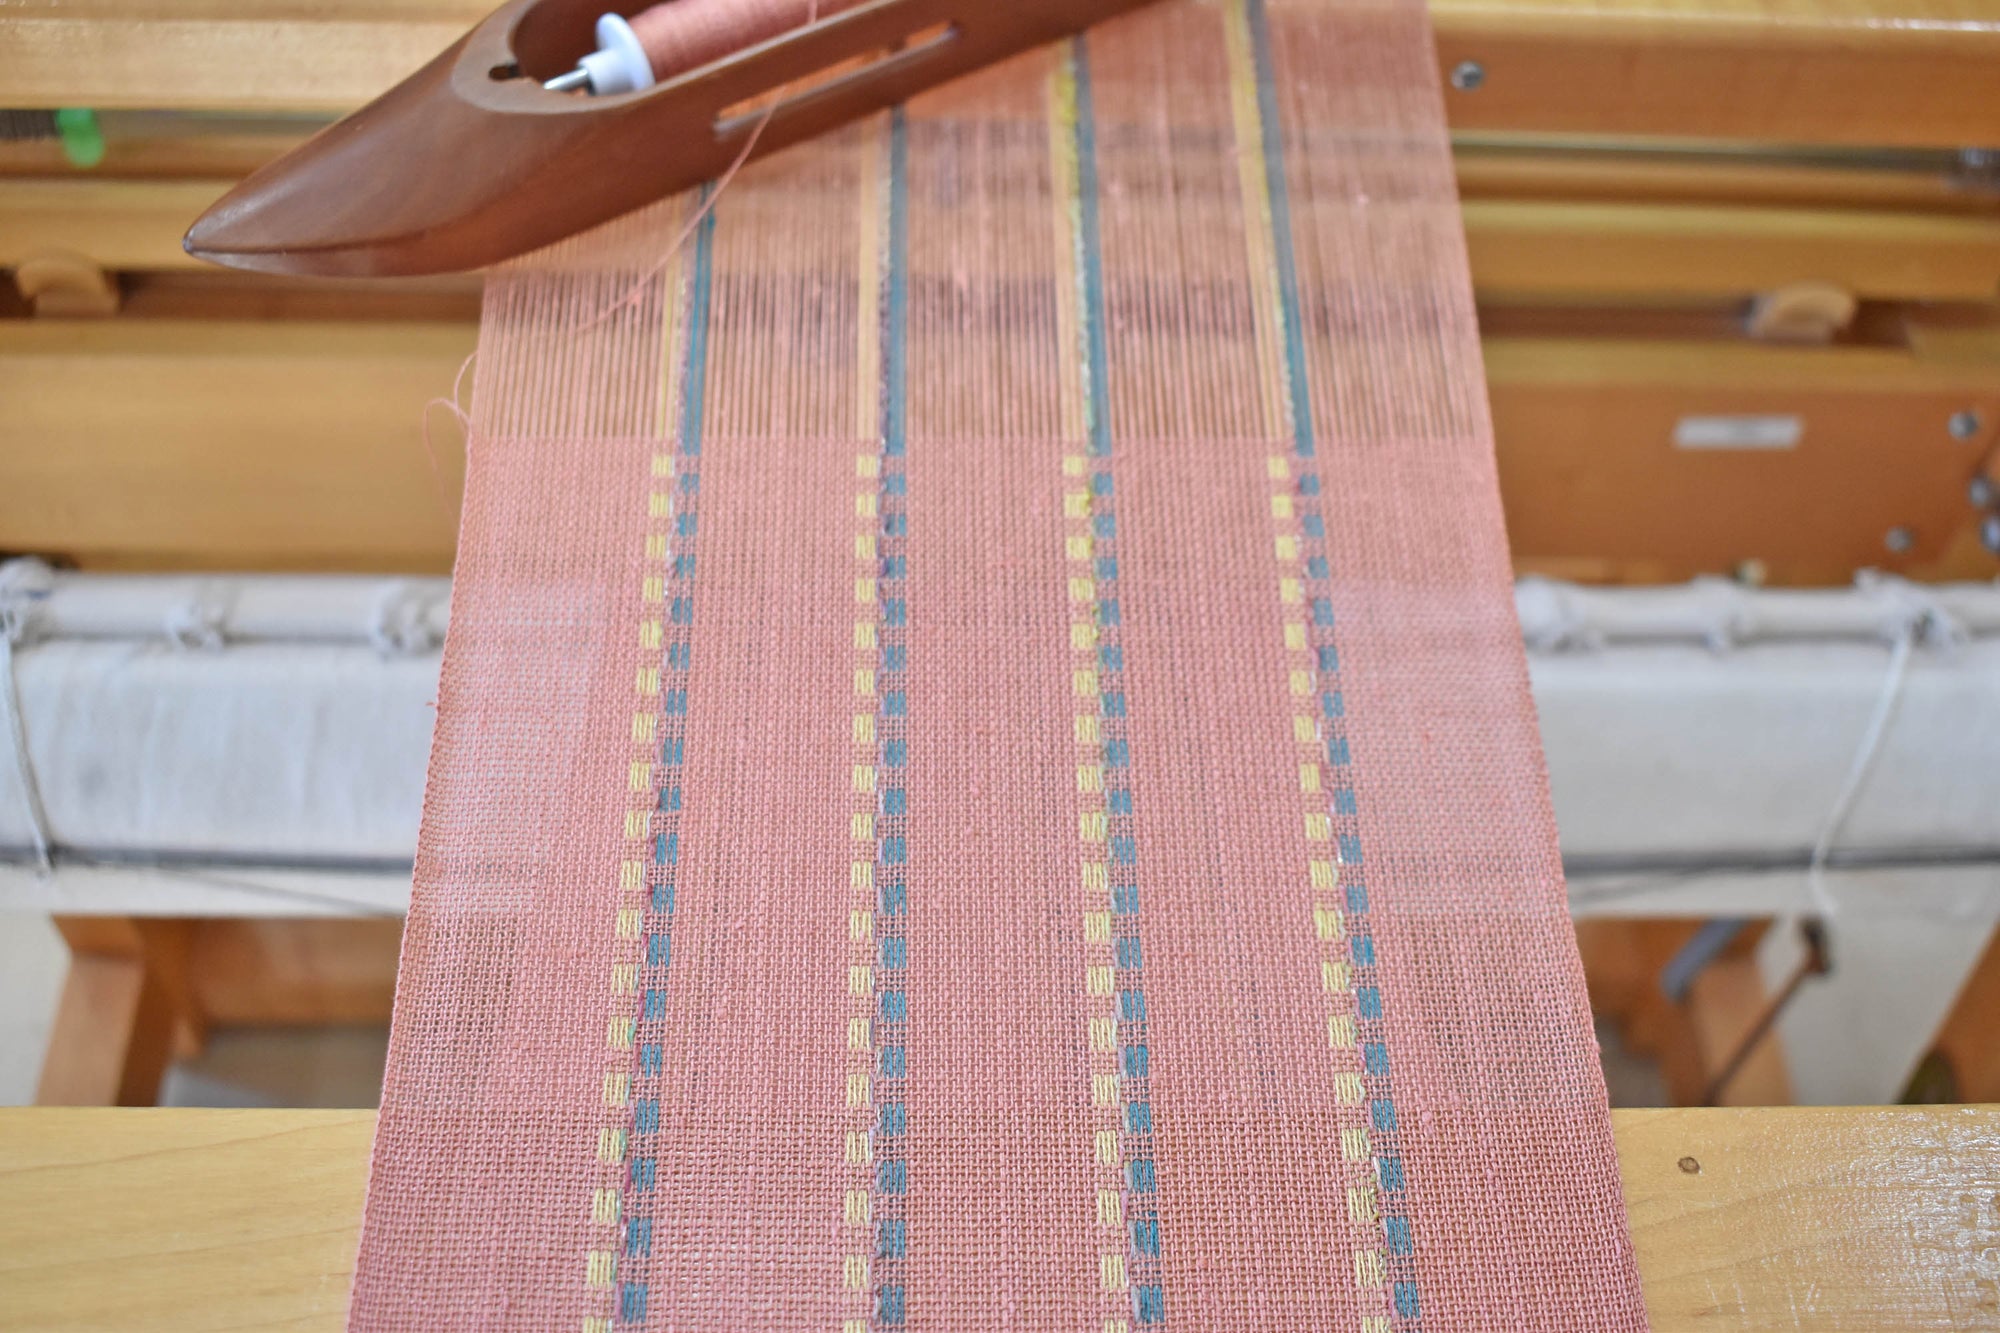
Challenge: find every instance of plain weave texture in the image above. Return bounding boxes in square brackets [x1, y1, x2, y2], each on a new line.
[349, 0, 1649, 1327]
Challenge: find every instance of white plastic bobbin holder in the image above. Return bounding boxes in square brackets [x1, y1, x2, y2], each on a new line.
[577, 14, 656, 93]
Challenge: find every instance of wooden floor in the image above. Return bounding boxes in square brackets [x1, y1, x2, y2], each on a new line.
[0, 1106, 1995, 1331]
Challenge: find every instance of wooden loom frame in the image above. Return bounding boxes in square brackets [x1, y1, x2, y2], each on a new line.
[4, 0, 2000, 584]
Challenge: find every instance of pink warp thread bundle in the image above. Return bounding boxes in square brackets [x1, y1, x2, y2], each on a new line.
[629, 0, 855, 83]
[349, 0, 1649, 1328]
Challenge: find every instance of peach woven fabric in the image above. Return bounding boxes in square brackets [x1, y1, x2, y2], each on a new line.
[349, 1, 1647, 1328]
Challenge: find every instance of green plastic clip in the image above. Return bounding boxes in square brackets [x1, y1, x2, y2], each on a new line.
[55, 108, 104, 169]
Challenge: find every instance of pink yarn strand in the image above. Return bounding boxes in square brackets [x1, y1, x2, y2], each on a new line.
[418, 0, 822, 481]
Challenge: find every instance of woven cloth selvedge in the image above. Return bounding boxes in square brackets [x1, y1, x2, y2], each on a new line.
[348, 0, 1648, 1327]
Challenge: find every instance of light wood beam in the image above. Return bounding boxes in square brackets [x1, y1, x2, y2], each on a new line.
[0, 319, 472, 572]
[1463, 199, 2000, 304]
[11, 178, 2000, 305]
[1432, 0, 2000, 147]
[1, 1106, 1996, 1329]
[11, 317, 1995, 581]
[0, 0, 1997, 146]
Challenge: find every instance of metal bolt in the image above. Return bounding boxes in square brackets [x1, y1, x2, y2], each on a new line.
[1957, 147, 2000, 189]
[1972, 476, 1996, 509]
[1984, 515, 2000, 557]
[1950, 410, 1983, 441]
[1885, 525, 1915, 554]
[1449, 60, 1485, 91]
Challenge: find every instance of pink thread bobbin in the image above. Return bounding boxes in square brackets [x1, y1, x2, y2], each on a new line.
[547, 0, 856, 94]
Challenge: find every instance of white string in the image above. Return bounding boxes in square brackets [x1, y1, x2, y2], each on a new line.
[0, 615, 54, 878]
[369, 580, 447, 656]
[1804, 629, 1915, 917]
[162, 581, 230, 651]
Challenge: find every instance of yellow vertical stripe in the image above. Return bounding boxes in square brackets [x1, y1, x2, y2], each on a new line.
[1231, 0, 1395, 1300]
[1052, 46, 1135, 1326]
[1048, 51, 1089, 445]
[652, 193, 696, 441]
[1223, 0, 1289, 442]
[842, 112, 893, 1313]
[855, 119, 884, 441]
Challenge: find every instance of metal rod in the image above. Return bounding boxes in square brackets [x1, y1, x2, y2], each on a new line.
[1701, 919, 1832, 1106]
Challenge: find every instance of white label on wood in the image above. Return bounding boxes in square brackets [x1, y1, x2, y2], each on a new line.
[1673, 415, 1802, 450]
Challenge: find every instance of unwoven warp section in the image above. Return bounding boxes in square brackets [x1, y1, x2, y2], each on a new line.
[349, 0, 1648, 1328]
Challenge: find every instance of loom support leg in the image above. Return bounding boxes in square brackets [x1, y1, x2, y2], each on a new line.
[1904, 923, 2000, 1102]
[1578, 918, 1795, 1106]
[35, 917, 202, 1107]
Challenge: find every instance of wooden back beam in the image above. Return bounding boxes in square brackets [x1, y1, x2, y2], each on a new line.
[1432, 0, 2000, 147]
[0, 0, 1997, 145]
[3, 316, 1993, 581]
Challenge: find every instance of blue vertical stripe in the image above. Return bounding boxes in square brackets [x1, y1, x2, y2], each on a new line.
[620, 189, 718, 1328]
[1244, 0, 1315, 459]
[1243, 2, 1417, 1322]
[1070, 37, 1163, 1326]
[1071, 49, 1114, 461]
[871, 106, 914, 1326]
[678, 194, 717, 452]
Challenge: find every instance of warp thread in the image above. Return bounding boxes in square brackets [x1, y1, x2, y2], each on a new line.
[420, 0, 823, 466]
